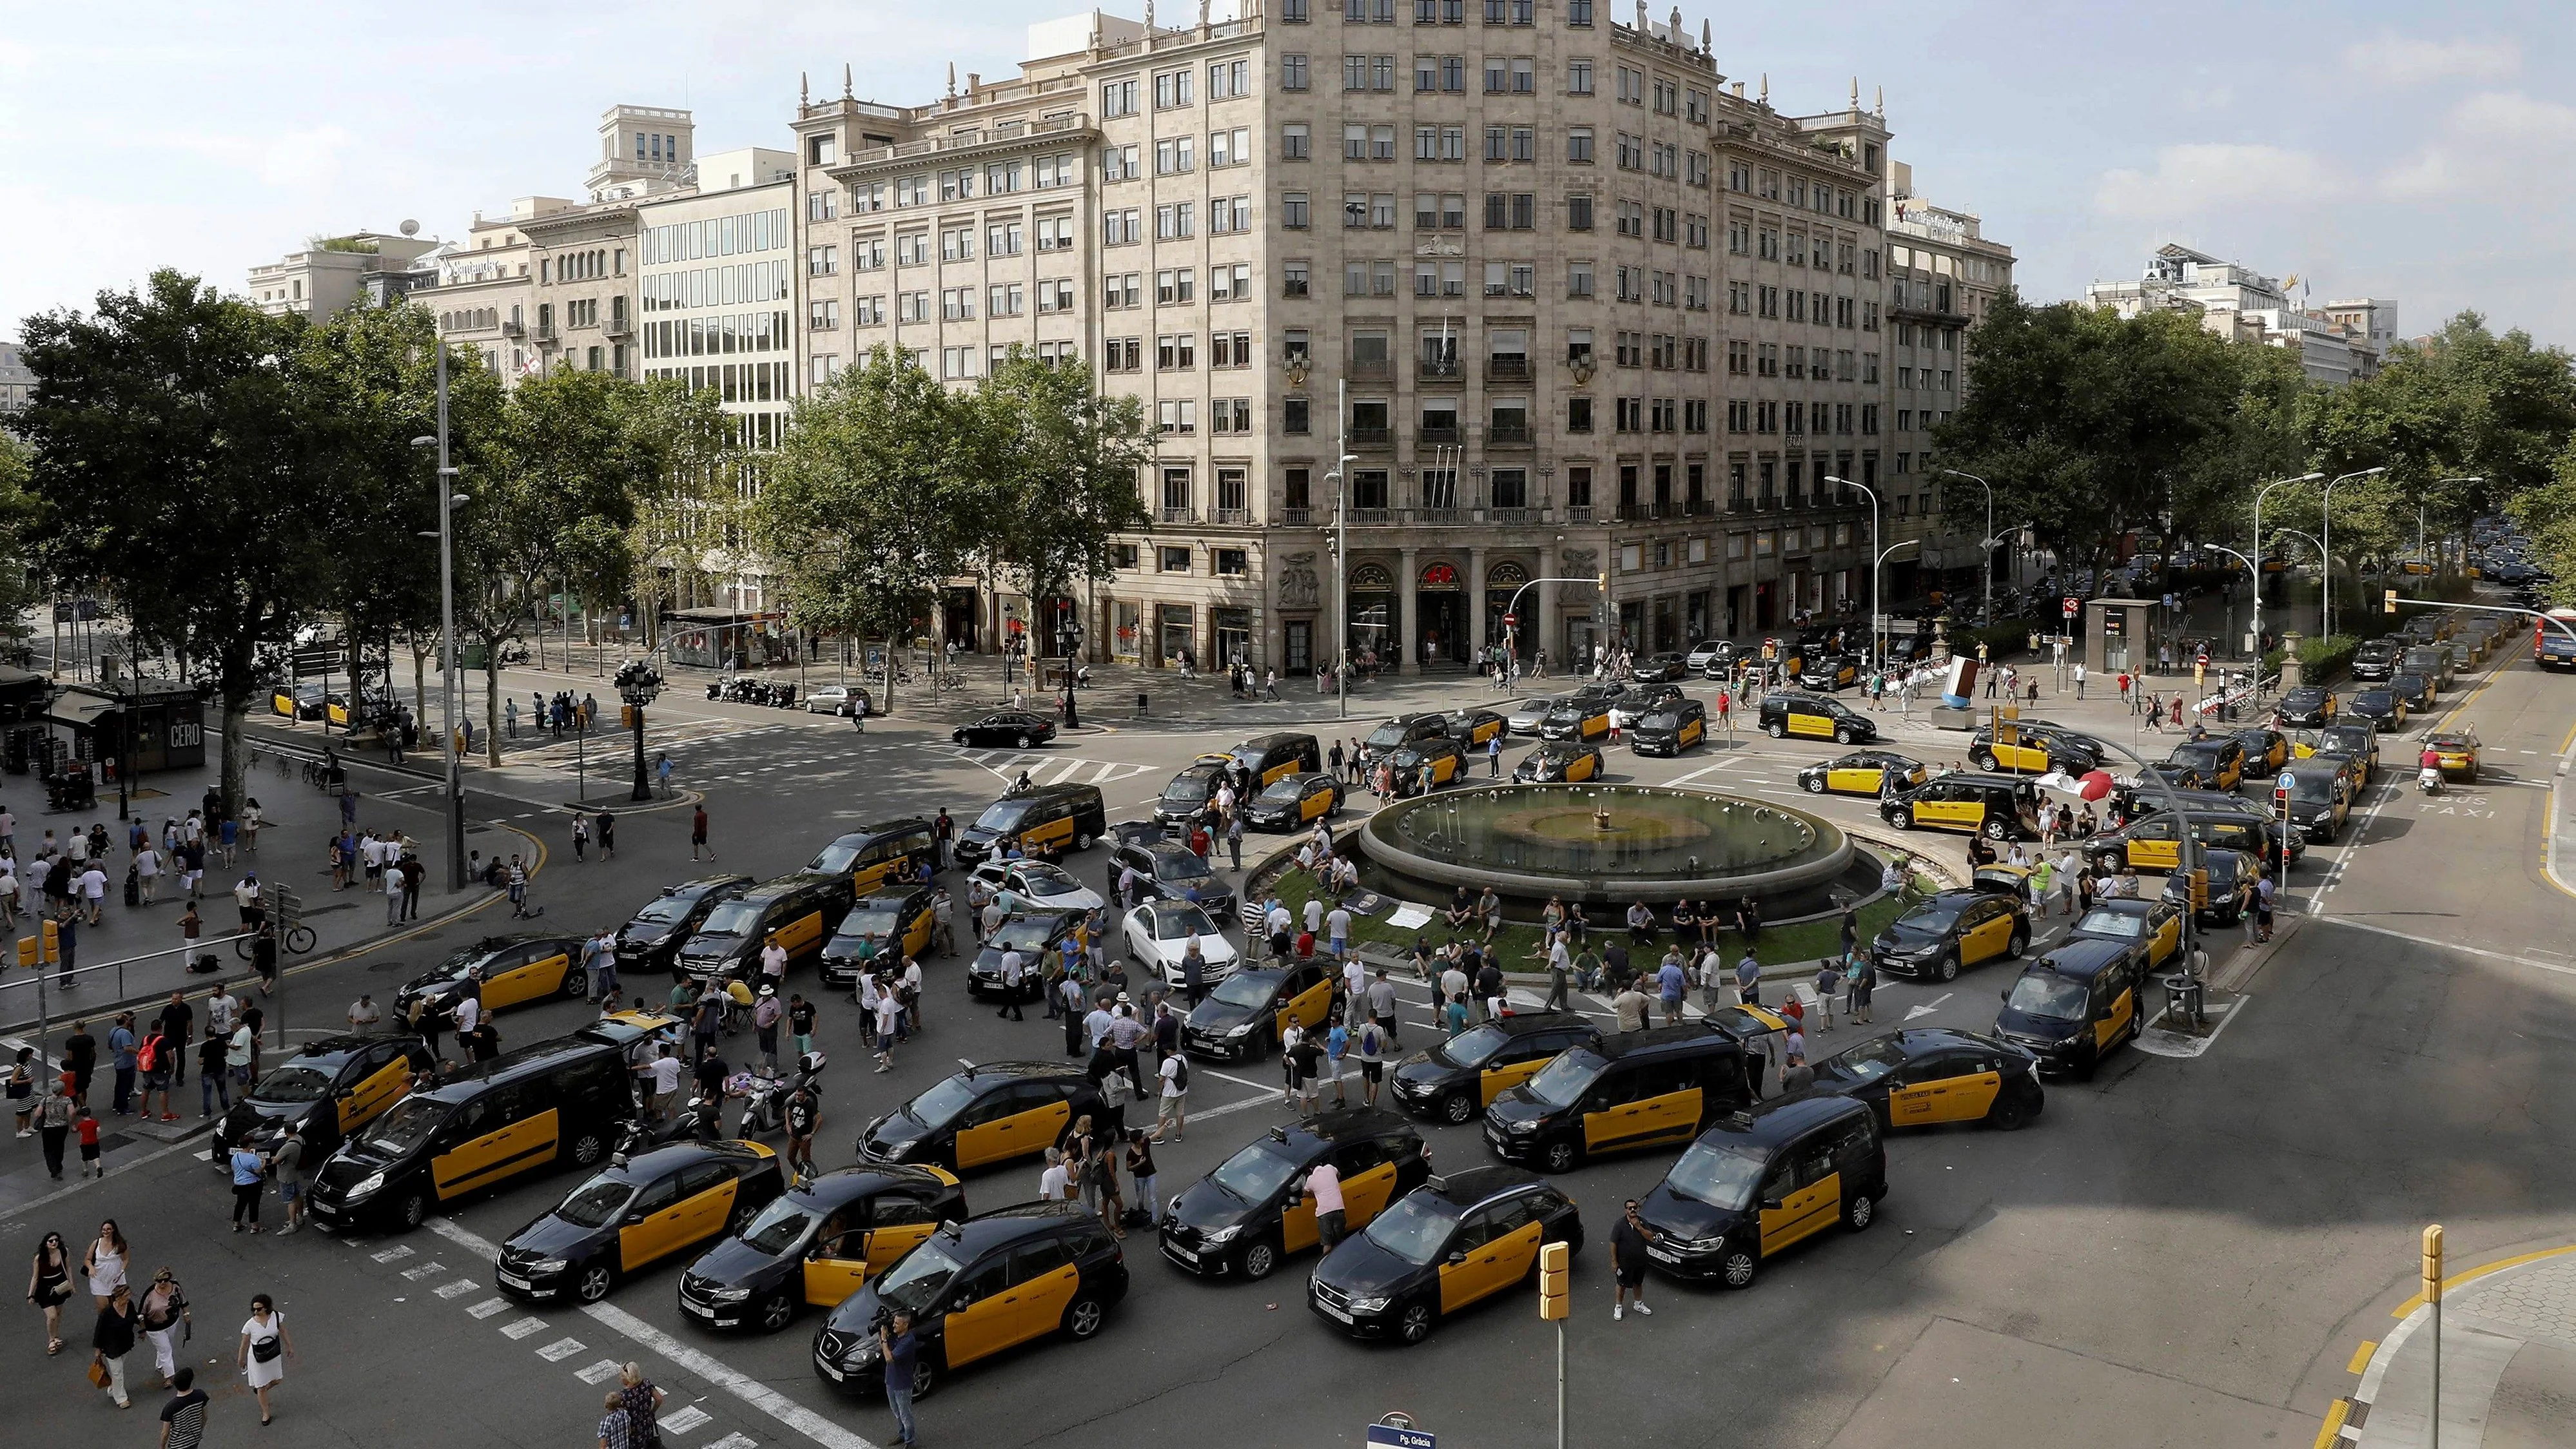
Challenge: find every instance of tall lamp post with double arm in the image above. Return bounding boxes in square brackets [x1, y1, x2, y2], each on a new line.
[614, 659, 663, 802]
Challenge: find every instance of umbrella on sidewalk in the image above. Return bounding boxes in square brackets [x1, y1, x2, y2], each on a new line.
[2034, 769, 2117, 801]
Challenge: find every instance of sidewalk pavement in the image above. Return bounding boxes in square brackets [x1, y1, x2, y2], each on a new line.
[2348, 1246, 2576, 1448]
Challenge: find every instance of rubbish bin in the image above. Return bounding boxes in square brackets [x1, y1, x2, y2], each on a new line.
[1135, 692, 1149, 718]
[2161, 971, 2205, 1029]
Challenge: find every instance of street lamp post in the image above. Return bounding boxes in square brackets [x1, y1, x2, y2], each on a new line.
[1327, 375, 1356, 719]
[2319, 467, 2385, 641]
[410, 344, 471, 893]
[2250, 471, 2324, 659]
[1825, 476, 1881, 667]
[614, 659, 664, 802]
[1939, 469, 1994, 623]
[2272, 529, 2329, 641]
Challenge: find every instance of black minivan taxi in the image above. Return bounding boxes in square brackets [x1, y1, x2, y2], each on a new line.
[1388, 1011, 1600, 1126]
[680, 1164, 967, 1331]
[1483, 1024, 1749, 1172]
[1153, 761, 1229, 828]
[1629, 699, 1709, 756]
[1211, 733, 1322, 790]
[1307, 1167, 1582, 1345]
[812, 1203, 1128, 1399]
[1633, 1094, 1886, 1289]
[213, 1033, 436, 1164]
[1159, 1111, 1431, 1281]
[615, 875, 756, 978]
[806, 820, 939, 899]
[307, 1033, 636, 1230]
[955, 783, 1107, 864]
[674, 873, 849, 983]
[1993, 937, 2147, 1080]
[496, 1139, 786, 1304]
[857, 1061, 1104, 1172]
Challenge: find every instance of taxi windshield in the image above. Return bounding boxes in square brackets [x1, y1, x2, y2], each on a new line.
[871, 1240, 966, 1314]
[632, 895, 694, 926]
[2073, 908, 2145, 939]
[1364, 723, 1412, 748]
[1436, 1024, 1511, 1070]
[1361, 1192, 1462, 1267]
[839, 902, 908, 938]
[2283, 774, 2338, 803]
[2168, 744, 2223, 768]
[249, 1065, 335, 1104]
[553, 1176, 638, 1230]
[808, 839, 868, 875]
[1017, 867, 1083, 898]
[988, 919, 1063, 954]
[739, 1196, 819, 1256]
[1153, 852, 1213, 883]
[696, 901, 761, 938]
[2005, 973, 2089, 1021]
[358, 1095, 450, 1155]
[1823, 1035, 1909, 1084]
[1210, 973, 1278, 1009]
[1161, 772, 1218, 804]
[1209, 1142, 1302, 1203]
[1898, 900, 1964, 933]
[1258, 779, 1304, 802]
[903, 1076, 985, 1129]
[1665, 1140, 1768, 1211]
[973, 801, 1033, 833]
[1638, 711, 1681, 730]
[1523, 1048, 1605, 1111]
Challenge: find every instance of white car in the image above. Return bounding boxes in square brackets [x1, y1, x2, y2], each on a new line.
[803, 683, 871, 717]
[1122, 899, 1241, 989]
[968, 859, 1106, 913]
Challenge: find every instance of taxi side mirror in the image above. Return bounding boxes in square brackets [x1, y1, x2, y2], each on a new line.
[1999, 989, 2011, 1001]
[1759, 1196, 1784, 1211]
[1445, 1250, 1468, 1265]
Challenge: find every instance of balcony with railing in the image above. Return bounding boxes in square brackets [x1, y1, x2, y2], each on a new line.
[1349, 425, 1394, 448]
[1416, 356, 1461, 382]
[1483, 355, 1530, 382]
[1209, 507, 1253, 526]
[1487, 420, 1532, 445]
[1417, 423, 1461, 445]
[1281, 507, 1313, 526]
[1349, 356, 1394, 380]
[1160, 506, 1196, 525]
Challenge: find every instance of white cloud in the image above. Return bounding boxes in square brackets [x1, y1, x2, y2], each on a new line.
[2377, 91, 2576, 201]
[2341, 35, 2520, 88]
[2093, 144, 2345, 221]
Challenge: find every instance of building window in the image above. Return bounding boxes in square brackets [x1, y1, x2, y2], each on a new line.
[1160, 546, 1194, 572]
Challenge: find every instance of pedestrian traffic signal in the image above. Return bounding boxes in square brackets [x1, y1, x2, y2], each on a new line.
[2421, 1223, 2444, 1305]
[2385, 589, 2399, 615]
[1537, 1240, 1571, 1320]
[621, 705, 638, 729]
[41, 920, 58, 962]
[1595, 572, 1608, 595]
[14, 936, 33, 969]
[2189, 868, 2209, 909]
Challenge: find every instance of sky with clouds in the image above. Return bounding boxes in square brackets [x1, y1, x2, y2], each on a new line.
[4, 1, 2569, 346]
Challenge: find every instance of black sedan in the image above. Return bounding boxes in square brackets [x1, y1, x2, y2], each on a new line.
[615, 875, 756, 978]
[1443, 708, 1508, 750]
[212, 1033, 436, 1164]
[1107, 839, 1235, 919]
[1802, 1028, 2045, 1132]
[952, 710, 1056, 748]
[2388, 672, 2437, 713]
[1511, 742, 1605, 783]
[679, 1165, 966, 1332]
[2273, 686, 2337, 728]
[496, 1140, 786, 1304]
[1631, 652, 1692, 683]
[1307, 1167, 1581, 1344]
[2346, 688, 2407, 731]
[1242, 772, 1342, 831]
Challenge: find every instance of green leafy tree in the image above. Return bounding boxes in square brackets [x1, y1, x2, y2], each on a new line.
[0, 434, 43, 650]
[750, 347, 970, 712]
[621, 376, 742, 651]
[15, 269, 351, 812]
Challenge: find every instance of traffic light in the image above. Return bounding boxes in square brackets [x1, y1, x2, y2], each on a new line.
[1596, 572, 1608, 594]
[621, 705, 639, 729]
[40, 920, 59, 963]
[2385, 589, 2399, 615]
[15, 936, 34, 969]
[2421, 1223, 2444, 1306]
[1537, 1240, 1570, 1321]
[2189, 868, 2209, 910]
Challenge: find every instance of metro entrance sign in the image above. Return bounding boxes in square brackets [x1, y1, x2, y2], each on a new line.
[2062, 596, 2080, 619]
[1368, 1426, 1434, 1449]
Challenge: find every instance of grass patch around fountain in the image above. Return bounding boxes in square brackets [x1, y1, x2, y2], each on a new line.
[1261, 866, 1909, 978]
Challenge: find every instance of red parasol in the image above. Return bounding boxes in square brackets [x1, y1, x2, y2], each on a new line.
[2077, 769, 2116, 801]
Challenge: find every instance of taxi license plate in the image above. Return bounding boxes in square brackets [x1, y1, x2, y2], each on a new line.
[498, 1271, 529, 1290]
[1169, 1245, 1199, 1263]
[1317, 1299, 1352, 1323]
[821, 1363, 844, 1382]
[1483, 1126, 1505, 1150]
[1648, 1246, 1681, 1263]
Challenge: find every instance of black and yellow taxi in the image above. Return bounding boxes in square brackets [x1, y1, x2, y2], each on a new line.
[812, 1203, 1129, 1399]
[1797, 750, 1927, 798]
[1794, 654, 1861, 692]
[2140, 762, 2210, 793]
[496, 1140, 786, 1304]
[1632, 1094, 1885, 1289]
[1443, 708, 1509, 750]
[857, 1061, 1105, 1173]
[806, 821, 939, 899]
[1969, 862, 2037, 904]
[675, 873, 848, 983]
[1512, 740, 1606, 783]
[817, 885, 938, 989]
[2274, 686, 2338, 728]
[271, 683, 326, 720]
[2234, 726, 2290, 776]
[681, 1165, 968, 1331]
[1388, 1011, 1601, 1126]
[1802, 1028, 2045, 1133]
[2274, 762, 2352, 841]
[964, 909, 1087, 1001]
[1629, 698, 1709, 756]
[2161, 847, 2256, 926]
[2326, 718, 2381, 778]
[1389, 735, 1467, 795]
[2425, 727, 2482, 781]
[2162, 735, 2245, 791]
[614, 875, 756, 978]
[2346, 689, 2408, 732]
[1242, 771, 1342, 831]
[2307, 748, 2368, 801]
[1483, 1023, 1749, 1173]
[2088, 807, 2299, 873]
[955, 783, 1106, 864]
[393, 933, 589, 1029]
[1880, 773, 2042, 841]
[1207, 732, 1323, 790]
[1153, 760, 1229, 828]
[1759, 690, 1877, 744]
[1307, 1167, 1582, 1345]
[1160, 1110, 1433, 1281]
[2390, 671, 2438, 713]
[1993, 937, 2146, 1080]
[307, 1033, 636, 1230]
[2064, 897, 2184, 971]
[1970, 721, 2096, 775]
[1360, 712, 1455, 766]
[213, 1033, 436, 1164]
[1181, 958, 1335, 1060]
[1868, 889, 2029, 982]
[1536, 697, 1615, 743]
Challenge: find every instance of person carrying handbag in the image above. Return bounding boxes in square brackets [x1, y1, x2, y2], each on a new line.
[91, 1281, 139, 1408]
[139, 1268, 190, 1387]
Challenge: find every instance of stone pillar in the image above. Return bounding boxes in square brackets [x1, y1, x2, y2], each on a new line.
[1398, 546, 1420, 676]
[2276, 631, 2304, 690]
[1467, 545, 1488, 663]
[1537, 562, 1559, 676]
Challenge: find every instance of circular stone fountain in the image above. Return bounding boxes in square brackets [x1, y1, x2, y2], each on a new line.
[1355, 783, 1857, 920]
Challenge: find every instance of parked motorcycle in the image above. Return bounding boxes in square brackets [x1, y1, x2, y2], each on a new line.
[736, 1052, 826, 1136]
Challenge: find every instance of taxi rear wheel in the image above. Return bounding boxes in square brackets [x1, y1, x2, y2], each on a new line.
[1395, 1301, 1436, 1345]
[576, 1263, 614, 1303]
[1439, 1092, 1476, 1126]
[1973, 751, 2000, 772]
[1843, 1191, 1876, 1232]
[2005, 926, 2029, 960]
[1981, 819, 2011, 842]
[569, 1131, 609, 1167]
[561, 966, 588, 1000]
[756, 1291, 795, 1332]
[1062, 1291, 1107, 1339]
[1239, 1237, 1281, 1281]
[1766, 722, 1786, 739]
[1717, 1247, 1758, 1290]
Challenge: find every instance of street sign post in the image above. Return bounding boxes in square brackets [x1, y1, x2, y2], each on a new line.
[1367, 1424, 1435, 1449]
[2062, 596, 2080, 619]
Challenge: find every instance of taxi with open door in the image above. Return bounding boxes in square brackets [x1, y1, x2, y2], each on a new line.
[1159, 1110, 1432, 1281]
[1482, 1024, 1749, 1172]
[496, 1140, 785, 1304]
[1388, 1011, 1601, 1125]
[806, 820, 938, 900]
[1180, 959, 1336, 1061]
[213, 1033, 436, 1164]
[1632, 1094, 1886, 1289]
[2233, 726, 2290, 776]
[1242, 771, 1342, 831]
[393, 933, 590, 1029]
[2161, 736, 2245, 792]
[1307, 1167, 1582, 1345]
[2064, 897, 2184, 971]
[1801, 1028, 2044, 1133]
[1512, 741, 1606, 783]
[1208, 732, 1323, 790]
[1993, 937, 2147, 1080]
[812, 1203, 1129, 1399]
[1797, 750, 1927, 799]
[1879, 773, 2042, 841]
[1759, 690, 1877, 744]
[857, 1060, 1105, 1172]
[1970, 721, 2096, 775]
[1867, 889, 2029, 982]
[679, 1165, 968, 1331]
[675, 873, 848, 984]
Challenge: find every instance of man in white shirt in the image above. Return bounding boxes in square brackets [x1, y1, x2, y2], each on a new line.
[996, 946, 1026, 1020]
[1439, 959, 1470, 1011]
[133, 846, 160, 904]
[79, 863, 108, 924]
[760, 938, 789, 988]
[1303, 896, 1325, 936]
[347, 994, 382, 1031]
[1037, 1148, 1071, 1201]
[638, 1045, 682, 1118]
[453, 991, 482, 1056]
[1154, 1052, 1189, 1141]
[207, 986, 239, 1040]
[1325, 904, 1352, 959]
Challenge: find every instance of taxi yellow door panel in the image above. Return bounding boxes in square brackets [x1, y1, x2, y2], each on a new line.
[2149, 918, 2180, 966]
[338, 1058, 412, 1133]
[1010, 1261, 1080, 1347]
[488, 951, 570, 1010]
[1480, 1058, 1548, 1106]
[432, 1107, 559, 1198]
[852, 860, 895, 894]
[1679, 719, 1704, 747]
[1790, 712, 1835, 739]
[1937, 1072, 2002, 1123]
[1828, 768, 1881, 793]
[2094, 987, 2134, 1051]
[776, 909, 825, 957]
[802, 1256, 871, 1307]
[941, 1289, 1020, 1368]
[870, 1222, 937, 1272]
[1962, 914, 2011, 965]
[1341, 1163, 1400, 1227]
[1633, 1087, 1701, 1145]
[1023, 814, 1075, 854]
[620, 1188, 696, 1271]
[1262, 758, 1299, 786]
[1282, 1194, 1320, 1254]
[955, 1098, 1070, 1169]
[664, 1179, 737, 1261]
[1566, 754, 1597, 781]
[2216, 760, 2241, 789]
[1889, 1082, 1938, 1127]
[2128, 837, 2181, 871]
[1758, 1171, 1842, 1256]
[1276, 980, 1332, 1039]
[1438, 1219, 1540, 1312]
[1923, 801, 1982, 831]
[1580, 715, 1609, 741]
[903, 909, 935, 960]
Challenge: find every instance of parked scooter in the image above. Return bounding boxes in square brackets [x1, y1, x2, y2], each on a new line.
[736, 1052, 826, 1136]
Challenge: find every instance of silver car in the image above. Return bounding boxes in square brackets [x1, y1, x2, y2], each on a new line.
[802, 683, 872, 717]
[968, 859, 1106, 914]
[1505, 695, 1566, 735]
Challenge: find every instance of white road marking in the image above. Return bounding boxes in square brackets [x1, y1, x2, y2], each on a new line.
[428, 1218, 883, 1449]
[372, 1245, 415, 1263]
[707, 1435, 760, 1449]
[536, 1336, 589, 1362]
[401, 1260, 447, 1280]
[467, 1298, 511, 1319]
[660, 1406, 716, 1435]
[2310, 917, 2576, 978]
[1904, 992, 1955, 1021]
[500, 1316, 549, 1339]
[434, 1278, 482, 1299]
[576, 1359, 627, 1385]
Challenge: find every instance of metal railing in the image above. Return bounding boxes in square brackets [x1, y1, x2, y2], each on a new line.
[1, 932, 257, 1028]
